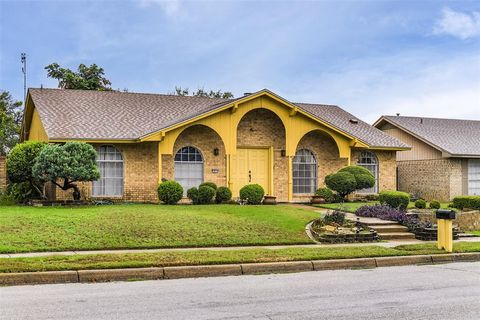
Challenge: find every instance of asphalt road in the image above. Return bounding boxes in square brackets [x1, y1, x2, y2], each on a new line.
[1, 262, 480, 320]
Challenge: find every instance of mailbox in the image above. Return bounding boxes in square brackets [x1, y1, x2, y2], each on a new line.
[436, 209, 456, 220]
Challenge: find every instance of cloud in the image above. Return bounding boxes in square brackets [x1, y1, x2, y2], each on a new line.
[433, 7, 480, 39]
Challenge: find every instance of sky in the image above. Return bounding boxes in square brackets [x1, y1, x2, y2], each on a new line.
[0, 0, 479, 123]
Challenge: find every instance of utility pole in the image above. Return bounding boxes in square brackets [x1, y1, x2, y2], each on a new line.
[21, 53, 27, 104]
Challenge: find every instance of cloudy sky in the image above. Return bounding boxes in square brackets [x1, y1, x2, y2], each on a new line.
[1, 0, 479, 123]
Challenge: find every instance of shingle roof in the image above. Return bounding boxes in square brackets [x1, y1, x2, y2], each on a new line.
[28, 88, 408, 149]
[377, 116, 480, 156]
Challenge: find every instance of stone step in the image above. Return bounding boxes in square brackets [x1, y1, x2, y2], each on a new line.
[378, 232, 416, 240]
[368, 225, 409, 233]
[361, 221, 398, 226]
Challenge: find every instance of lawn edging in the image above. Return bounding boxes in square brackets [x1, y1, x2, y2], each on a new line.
[2, 252, 479, 286]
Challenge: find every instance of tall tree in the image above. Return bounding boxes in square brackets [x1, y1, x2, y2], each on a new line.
[174, 86, 234, 99]
[45, 63, 112, 90]
[0, 91, 22, 155]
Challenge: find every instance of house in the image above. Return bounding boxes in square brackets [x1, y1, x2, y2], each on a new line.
[374, 115, 480, 201]
[22, 88, 408, 202]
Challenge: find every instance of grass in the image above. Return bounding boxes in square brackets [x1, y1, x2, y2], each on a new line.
[315, 201, 454, 213]
[468, 231, 480, 236]
[1, 242, 479, 273]
[0, 204, 319, 254]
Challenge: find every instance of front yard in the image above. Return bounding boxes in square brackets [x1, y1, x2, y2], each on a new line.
[0, 204, 318, 253]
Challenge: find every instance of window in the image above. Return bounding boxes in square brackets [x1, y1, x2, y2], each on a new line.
[92, 145, 124, 197]
[293, 149, 317, 194]
[174, 146, 204, 195]
[357, 151, 378, 193]
[468, 159, 480, 195]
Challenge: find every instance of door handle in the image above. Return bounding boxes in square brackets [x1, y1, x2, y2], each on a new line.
[248, 170, 252, 182]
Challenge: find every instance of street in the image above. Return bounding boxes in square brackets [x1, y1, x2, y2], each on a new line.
[1, 262, 480, 320]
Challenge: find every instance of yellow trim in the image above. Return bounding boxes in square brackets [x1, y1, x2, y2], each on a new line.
[269, 146, 274, 196]
[158, 142, 162, 184]
[287, 156, 293, 202]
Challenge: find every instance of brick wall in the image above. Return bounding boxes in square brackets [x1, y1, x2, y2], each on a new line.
[0, 156, 6, 192]
[397, 158, 465, 201]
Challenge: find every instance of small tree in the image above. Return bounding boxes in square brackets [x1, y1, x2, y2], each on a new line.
[45, 63, 112, 90]
[0, 91, 23, 155]
[6, 141, 47, 199]
[32, 142, 100, 200]
[325, 165, 375, 199]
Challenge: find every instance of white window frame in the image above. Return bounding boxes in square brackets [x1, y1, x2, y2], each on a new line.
[468, 159, 480, 196]
[357, 150, 379, 194]
[293, 149, 317, 194]
[92, 145, 124, 197]
[174, 146, 204, 195]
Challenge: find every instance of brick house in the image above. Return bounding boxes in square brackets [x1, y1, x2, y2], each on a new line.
[374, 116, 480, 201]
[22, 88, 408, 202]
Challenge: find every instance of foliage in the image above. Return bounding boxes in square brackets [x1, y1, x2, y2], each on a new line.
[355, 204, 427, 232]
[199, 182, 217, 190]
[197, 185, 216, 204]
[239, 184, 265, 204]
[187, 187, 199, 204]
[414, 199, 427, 209]
[315, 187, 335, 203]
[215, 186, 232, 203]
[338, 166, 376, 190]
[378, 190, 410, 210]
[173, 87, 234, 99]
[45, 63, 112, 90]
[0, 91, 22, 155]
[157, 181, 183, 204]
[324, 171, 356, 198]
[323, 211, 346, 225]
[429, 200, 441, 210]
[5, 182, 41, 204]
[32, 142, 100, 200]
[452, 196, 480, 210]
[0, 189, 16, 206]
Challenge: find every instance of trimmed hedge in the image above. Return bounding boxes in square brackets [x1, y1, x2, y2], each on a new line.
[429, 200, 441, 209]
[215, 186, 232, 203]
[414, 199, 427, 209]
[239, 184, 265, 204]
[325, 171, 356, 198]
[199, 182, 217, 190]
[197, 185, 216, 204]
[187, 187, 199, 204]
[452, 196, 480, 210]
[338, 166, 375, 190]
[379, 190, 410, 210]
[315, 187, 335, 203]
[157, 181, 183, 204]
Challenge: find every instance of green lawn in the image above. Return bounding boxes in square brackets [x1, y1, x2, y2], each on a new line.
[0, 204, 319, 253]
[469, 231, 480, 236]
[1, 242, 479, 273]
[316, 201, 453, 213]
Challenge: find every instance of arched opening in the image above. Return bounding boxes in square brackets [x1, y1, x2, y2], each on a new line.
[293, 149, 317, 194]
[92, 145, 124, 197]
[174, 146, 204, 194]
[357, 150, 379, 193]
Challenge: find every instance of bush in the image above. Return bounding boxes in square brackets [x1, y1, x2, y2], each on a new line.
[157, 181, 183, 204]
[429, 200, 441, 209]
[239, 184, 265, 204]
[0, 190, 16, 206]
[323, 211, 346, 225]
[452, 196, 480, 210]
[414, 199, 427, 209]
[379, 190, 410, 210]
[324, 171, 356, 198]
[5, 182, 39, 204]
[199, 182, 217, 190]
[197, 185, 216, 204]
[338, 166, 376, 190]
[315, 187, 335, 203]
[355, 204, 406, 221]
[215, 186, 232, 203]
[187, 187, 199, 204]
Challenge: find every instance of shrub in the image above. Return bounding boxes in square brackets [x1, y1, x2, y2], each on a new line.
[323, 211, 346, 225]
[199, 182, 217, 190]
[324, 171, 356, 198]
[429, 200, 441, 209]
[157, 181, 183, 204]
[379, 190, 410, 210]
[215, 186, 232, 203]
[355, 204, 405, 220]
[338, 166, 376, 190]
[197, 185, 216, 204]
[239, 184, 265, 204]
[414, 199, 427, 209]
[187, 187, 199, 204]
[452, 196, 480, 210]
[315, 187, 335, 203]
[0, 190, 16, 206]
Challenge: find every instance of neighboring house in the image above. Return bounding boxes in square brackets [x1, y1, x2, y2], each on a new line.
[22, 88, 408, 202]
[374, 116, 480, 201]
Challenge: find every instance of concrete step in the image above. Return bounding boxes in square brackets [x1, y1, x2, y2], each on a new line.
[378, 232, 416, 240]
[369, 225, 409, 233]
[361, 221, 398, 226]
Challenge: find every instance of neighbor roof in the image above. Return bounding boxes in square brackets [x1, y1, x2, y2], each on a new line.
[27, 88, 408, 149]
[375, 115, 480, 157]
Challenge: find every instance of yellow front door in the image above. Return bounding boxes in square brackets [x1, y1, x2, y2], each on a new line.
[232, 148, 270, 197]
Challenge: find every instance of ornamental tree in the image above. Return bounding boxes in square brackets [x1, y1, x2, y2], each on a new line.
[32, 142, 100, 200]
[325, 165, 375, 199]
[45, 63, 112, 91]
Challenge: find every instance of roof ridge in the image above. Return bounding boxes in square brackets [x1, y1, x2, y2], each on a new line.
[384, 115, 480, 123]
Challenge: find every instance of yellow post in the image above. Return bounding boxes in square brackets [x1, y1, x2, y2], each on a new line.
[158, 142, 163, 184]
[437, 219, 445, 250]
[436, 209, 455, 253]
[287, 156, 293, 202]
[444, 220, 453, 252]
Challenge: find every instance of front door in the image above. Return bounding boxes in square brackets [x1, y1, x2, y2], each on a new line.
[232, 148, 270, 196]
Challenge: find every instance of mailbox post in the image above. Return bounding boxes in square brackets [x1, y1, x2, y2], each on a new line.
[436, 209, 456, 252]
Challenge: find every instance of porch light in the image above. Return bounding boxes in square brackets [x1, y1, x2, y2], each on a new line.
[281, 150, 286, 157]
[213, 148, 219, 156]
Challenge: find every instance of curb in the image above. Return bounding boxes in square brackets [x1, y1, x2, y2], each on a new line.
[1, 253, 479, 286]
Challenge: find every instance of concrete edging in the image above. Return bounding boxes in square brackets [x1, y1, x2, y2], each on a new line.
[1, 253, 479, 286]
